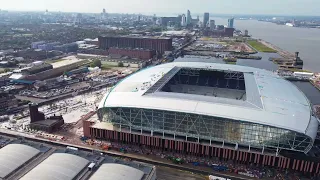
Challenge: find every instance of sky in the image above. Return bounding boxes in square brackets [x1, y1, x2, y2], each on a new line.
[1, 0, 320, 16]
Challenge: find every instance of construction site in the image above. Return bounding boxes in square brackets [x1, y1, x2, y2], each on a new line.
[184, 37, 256, 56]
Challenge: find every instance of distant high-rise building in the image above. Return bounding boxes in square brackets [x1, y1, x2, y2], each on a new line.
[152, 14, 157, 24]
[209, 20, 216, 30]
[181, 14, 187, 27]
[203, 12, 209, 28]
[216, 25, 225, 30]
[244, 30, 249, 36]
[102, 8, 107, 19]
[76, 13, 82, 24]
[228, 18, 234, 28]
[186, 10, 192, 25]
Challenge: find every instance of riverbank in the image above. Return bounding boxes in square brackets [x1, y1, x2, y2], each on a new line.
[258, 40, 295, 59]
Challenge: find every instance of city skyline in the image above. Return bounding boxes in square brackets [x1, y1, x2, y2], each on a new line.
[2, 0, 320, 16]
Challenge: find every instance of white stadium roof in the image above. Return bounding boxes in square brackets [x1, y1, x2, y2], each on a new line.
[89, 163, 144, 180]
[0, 144, 40, 178]
[99, 62, 318, 139]
[20, 153, 89, 180]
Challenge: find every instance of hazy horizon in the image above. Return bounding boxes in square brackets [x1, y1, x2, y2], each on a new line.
[2, 0, 320, 16]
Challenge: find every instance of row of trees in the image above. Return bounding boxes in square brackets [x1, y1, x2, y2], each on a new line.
[90, 59, 124, 68]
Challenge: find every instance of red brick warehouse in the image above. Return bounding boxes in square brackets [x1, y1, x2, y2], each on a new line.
[98, 36, 173, 54]
[108, 47, 155, 60]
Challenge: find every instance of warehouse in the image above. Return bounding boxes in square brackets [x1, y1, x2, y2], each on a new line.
[20, 153, 89, 180]
[0, 144, 40, 179]
[98, 35, 172, 54]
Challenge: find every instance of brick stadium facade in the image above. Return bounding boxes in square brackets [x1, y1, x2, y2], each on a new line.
[108, 47, 155, 60]
[83, 121, 320, 176]
[98, 36, 173, 54]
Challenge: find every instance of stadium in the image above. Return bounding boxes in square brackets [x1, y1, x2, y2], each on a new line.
[94, 62, 319, 155]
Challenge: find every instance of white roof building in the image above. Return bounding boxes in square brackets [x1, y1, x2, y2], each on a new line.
[20, 153, 89, 180]
[99, 62, 319, 153]
[0, 144, 40, 179]
[89, 164, 145, 180]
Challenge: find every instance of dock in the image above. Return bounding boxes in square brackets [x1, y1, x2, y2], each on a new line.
[260, 40, 304, 69]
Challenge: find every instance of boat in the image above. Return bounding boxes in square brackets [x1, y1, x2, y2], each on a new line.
[285, 23, 294, 27]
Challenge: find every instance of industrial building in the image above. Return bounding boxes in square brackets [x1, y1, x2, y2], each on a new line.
[98, 35, 173, 54]
[108, 47, 155, 60]
[88, 155, 156, 180]
[0, 144, 40, 179]
[89, 164, 147, 180]
[20, 63, 53, 75]
[20, 153, 89, 180]
[28, 103, 64, 133]
[9, 59, 87, 83]
[31, 41, 46, 49]
[38, 42, 60, 51]
[53, 43, 79, 53]
[25, 59, 88, 81]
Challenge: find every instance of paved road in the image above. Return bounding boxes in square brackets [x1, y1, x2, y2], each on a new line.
[157, 166, 205, 180]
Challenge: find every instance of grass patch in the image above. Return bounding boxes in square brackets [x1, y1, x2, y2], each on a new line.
[226, 61, 236, 65]
[101, 64, 113, 70]
[0, 68, 12, 73]
[247, 40, 277, 53]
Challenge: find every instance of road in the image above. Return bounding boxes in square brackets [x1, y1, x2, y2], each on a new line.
[157, 166, 205, 180]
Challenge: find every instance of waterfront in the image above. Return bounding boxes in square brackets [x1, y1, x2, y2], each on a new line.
[212, 17, 320, 72]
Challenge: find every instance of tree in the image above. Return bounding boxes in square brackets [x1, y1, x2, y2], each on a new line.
[91, 59, 102, 68]
[118, 62, 124, 67]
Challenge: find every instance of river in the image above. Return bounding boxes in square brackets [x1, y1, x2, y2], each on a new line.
[175, 17, 320, 104]
[212, 17, 320, 72]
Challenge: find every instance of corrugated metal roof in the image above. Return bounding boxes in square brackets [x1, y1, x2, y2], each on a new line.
[20, 153, 89, 180]
[89, 163, 144, 180]
[100, 62, 315, 136]
[0, 144, 40, 178]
